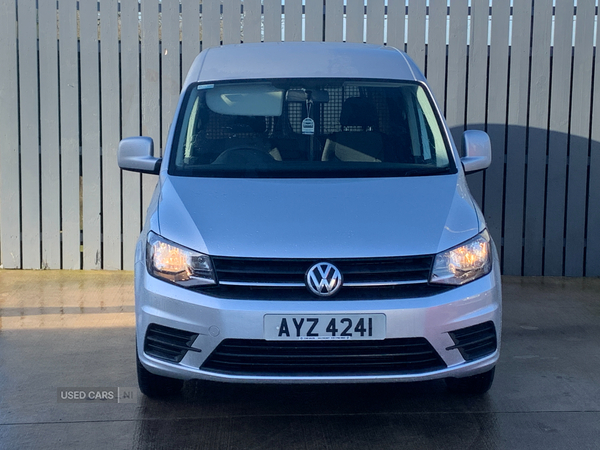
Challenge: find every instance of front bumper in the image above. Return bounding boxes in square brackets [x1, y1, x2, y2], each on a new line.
[135, 261, 501, 384]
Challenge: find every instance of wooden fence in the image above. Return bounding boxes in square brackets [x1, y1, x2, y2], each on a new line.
[0, 0, 599, 276]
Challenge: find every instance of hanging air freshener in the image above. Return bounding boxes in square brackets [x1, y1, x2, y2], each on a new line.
[302, 117, 315, 135]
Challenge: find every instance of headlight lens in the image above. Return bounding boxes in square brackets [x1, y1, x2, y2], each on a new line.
[146, 232, 216, 287]
[430, 230, 492, 285]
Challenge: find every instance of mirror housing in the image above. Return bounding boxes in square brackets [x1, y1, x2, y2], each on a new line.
[118, 137, 161, 174]
[461, 130, 491, 174]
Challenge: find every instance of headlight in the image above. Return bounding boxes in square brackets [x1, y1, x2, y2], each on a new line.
[430, 230, 492, 285]
[146, 232, 216, 287]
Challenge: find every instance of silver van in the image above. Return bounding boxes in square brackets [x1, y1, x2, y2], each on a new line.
[119, 42, 501, 397]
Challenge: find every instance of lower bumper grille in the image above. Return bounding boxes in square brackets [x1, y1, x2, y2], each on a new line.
[447, 321, 497, 362]
[201, 338, 446, 376]
[144, 324, 200, 363]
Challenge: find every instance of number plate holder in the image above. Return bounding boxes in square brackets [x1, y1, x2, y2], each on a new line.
[264, 314, 386, 341]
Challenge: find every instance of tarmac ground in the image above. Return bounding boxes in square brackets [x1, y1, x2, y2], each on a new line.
[0, 271, 599, 449]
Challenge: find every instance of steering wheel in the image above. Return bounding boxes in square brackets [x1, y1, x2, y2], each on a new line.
[212, 147, 276, 165]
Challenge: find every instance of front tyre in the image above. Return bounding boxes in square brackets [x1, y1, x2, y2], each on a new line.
[445, 367, 495, 395]
[137, 350, 184, 397]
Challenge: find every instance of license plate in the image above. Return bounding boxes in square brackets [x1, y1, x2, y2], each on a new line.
[264, 314, 386, 341]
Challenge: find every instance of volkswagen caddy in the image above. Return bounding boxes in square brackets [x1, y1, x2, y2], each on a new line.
[118, 42, 501, 397]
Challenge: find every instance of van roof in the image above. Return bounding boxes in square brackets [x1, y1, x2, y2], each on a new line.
[183, 42, 424, 89]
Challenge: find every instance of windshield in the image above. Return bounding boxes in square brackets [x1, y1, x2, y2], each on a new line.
[168, 79, 456, 178]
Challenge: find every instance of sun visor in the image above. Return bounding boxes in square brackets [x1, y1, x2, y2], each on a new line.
[205, 84, 284, 116]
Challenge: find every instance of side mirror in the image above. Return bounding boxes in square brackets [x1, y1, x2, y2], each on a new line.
[118, 137, 161, 174]
[461, 130, 491, 174]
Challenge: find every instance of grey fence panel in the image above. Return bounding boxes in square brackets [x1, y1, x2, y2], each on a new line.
[38, 0, 61, 270]
[445, 0, 468, 147]
[101, 0, 123, 270]
[366, 0, 385, 45]
[565, 1, 595, 276]
[243, 0, 262, 43]
[545, 2, 574, 275]
[484, 0, 510, 254]
[0, 0, 20, 268]
[524, 0, 553, 276]
[1, 0, 600, 277]
[140, 0, 161, 221]
[161, 0, 181, 151]
[346, 0, 364, 44]
[503, 0, 532, 276]
[223, 0, 241, 44]
[426, 2, 447, 108]
[264, 0, 281, 42]
[121, 0, 143, 271]
[201, 0, 221, 49]
[386, 0, 405, 51]
[285, 0, 303, 42]
[304, 0, 323, 42]
[464, 0, 490, 209]
[18, 0, 41, 269]
[80, 0, 102, 270]
[406, 0, 426, 72]
[325, 0, 344, 43]
[588, 4, 600, 276]
[182, 1, 200, 76]
[58, 0, 81, 270]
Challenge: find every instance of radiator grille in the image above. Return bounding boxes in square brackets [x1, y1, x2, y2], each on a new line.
[212, 255, 433, 284]
[197, 255, 442, 300]
[201, 338, 446, 376]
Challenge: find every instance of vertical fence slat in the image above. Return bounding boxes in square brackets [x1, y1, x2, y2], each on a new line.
[445, 0, 468, 147]
[587, 3, 600, 276]
[465, 0, 490, 209]
[406, 0, 426, 72]
[223, 0, 241, 44]
[524, 0, 552, 276]
[325, 0, 343, 43]
[182, 1, 200, 77]
[242, 0, 261, 44]
[201, 0, 221, 49]
[565, 1, 595, 276]
[79, 0, 102, 270]
[426, 2, 447, 106]
[346, 0, 364, 43]
[38, 0, 61, 269]
[141, 0, 161, 221]
[366, 0, 384, 45]
[484, 0, 510, 253]
[386, 0, 405, 50]
[18, 0, 41, 269]
[263, 0, 280, 42]
[59, 0, 81, 269]
[545, 1, 574, 275]
[304, 0, 322, 42]
[465, 1, 488, 126]
[121, 0, 142, 271]
[101, 0, 122, 270]
[0, 0, 20, 268]
[503, 0, 532, 275]
[285, 0, 302, 42]
[161, 0, 181, 151]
